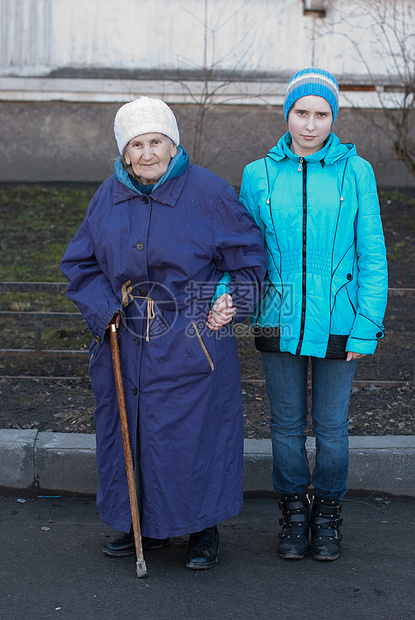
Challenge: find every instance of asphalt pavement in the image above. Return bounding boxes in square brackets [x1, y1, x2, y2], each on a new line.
[1, 429, 415, 619]
[1, 494, 414, 620]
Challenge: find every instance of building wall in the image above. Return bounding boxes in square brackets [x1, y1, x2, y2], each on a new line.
[1, 0, 412, 81]
[0, 0, 414, 187]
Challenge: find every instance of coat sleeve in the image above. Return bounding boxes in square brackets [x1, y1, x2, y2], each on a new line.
[212, 184, 267, 323]
[346, 161, 388, 355]
[60, 197, 123, 341]
[211, 165, 266, 305]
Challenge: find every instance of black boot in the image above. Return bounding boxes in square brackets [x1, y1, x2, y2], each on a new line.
[310, 497, 343, 561]
[103, 527, 169, 557]
[277, 493, 310, 560]
[186, 525, 219, 570]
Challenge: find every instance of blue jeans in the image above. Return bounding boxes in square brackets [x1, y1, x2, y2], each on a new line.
[261, 352, 357, 499]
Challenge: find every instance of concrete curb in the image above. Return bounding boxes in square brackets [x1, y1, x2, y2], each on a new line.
[243, 436, 415, 497]
[1, 429, 414, 497]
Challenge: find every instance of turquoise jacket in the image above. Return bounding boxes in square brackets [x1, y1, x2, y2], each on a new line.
[237, 131, 388, 357]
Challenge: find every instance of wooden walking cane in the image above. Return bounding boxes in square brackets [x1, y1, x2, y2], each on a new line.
[109, 321, 147, 578]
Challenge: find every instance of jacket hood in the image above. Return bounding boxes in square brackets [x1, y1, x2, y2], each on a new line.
[267, 132, 356, 166]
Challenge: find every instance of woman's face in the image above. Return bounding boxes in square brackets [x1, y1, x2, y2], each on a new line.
[124, 133, 177, 185]
[287, 95, 333, 157]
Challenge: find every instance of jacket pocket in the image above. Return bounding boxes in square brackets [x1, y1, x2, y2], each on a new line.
[255, 281, 283, 324]
[189, 321, 214, 372]
[330, 282, 357, 334]
[345, 286, 357, 317]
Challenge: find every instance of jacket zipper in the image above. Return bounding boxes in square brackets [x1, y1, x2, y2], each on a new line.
[296, 159, 307, 355]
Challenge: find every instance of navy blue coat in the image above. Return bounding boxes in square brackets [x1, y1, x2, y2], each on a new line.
[61, 164, 266, 537]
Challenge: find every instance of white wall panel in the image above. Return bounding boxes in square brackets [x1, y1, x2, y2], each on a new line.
[0, 0, 391, 77]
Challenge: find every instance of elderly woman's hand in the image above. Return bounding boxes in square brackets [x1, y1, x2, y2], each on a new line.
[206, 293, 236, 331]
[107, 312, 121, 329]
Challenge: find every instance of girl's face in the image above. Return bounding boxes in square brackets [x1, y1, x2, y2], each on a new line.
[124, 133, 177, 185]
[287, 95, 333, 157]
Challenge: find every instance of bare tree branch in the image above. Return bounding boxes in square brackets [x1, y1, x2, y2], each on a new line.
[174, 0, 263, 166]
[321, 0, 415, 177]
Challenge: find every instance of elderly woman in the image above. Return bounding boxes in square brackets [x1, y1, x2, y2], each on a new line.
[61, 97, 266, 570]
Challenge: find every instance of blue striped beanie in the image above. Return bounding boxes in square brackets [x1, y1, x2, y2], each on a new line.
[283, 68, 339, 123]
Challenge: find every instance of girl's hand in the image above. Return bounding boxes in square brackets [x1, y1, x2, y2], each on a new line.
[346, 351, 366, 362]
[206, 293, 236, 331]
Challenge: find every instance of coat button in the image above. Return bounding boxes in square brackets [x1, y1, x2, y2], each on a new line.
[143, 196, 149, 204]
[132, 388, 138, 395]
[135, 337, 141, 345]
[94, 335, 101, 342]
[376, 332, 383, 338]
[136, 242, 144, 251]
[139, 289, 147, 296]
[347, 273, 352, 280]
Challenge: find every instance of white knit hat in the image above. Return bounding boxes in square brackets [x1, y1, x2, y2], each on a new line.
[114, 96, 180, 154]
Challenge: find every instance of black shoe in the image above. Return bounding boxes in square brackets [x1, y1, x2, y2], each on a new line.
[310, 497, 342, 561]
[103, 528, 169, 557]
[186, 526, 219, 570]
[277, 493, 310, 560]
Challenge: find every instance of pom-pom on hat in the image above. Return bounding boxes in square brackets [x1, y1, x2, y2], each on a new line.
[114, 96, 180, 154]
[283, 68, 339, 123]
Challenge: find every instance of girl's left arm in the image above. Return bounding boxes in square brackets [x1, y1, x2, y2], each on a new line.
[211, 184, 267, 325]
[346, 161, 388, 355]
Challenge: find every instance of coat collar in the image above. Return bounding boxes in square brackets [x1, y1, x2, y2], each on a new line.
[113, 145, 189, 208]
[267, 132, 356, 166]
[113, 166, 189, 208]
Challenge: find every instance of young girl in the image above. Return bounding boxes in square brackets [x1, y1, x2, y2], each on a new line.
[239, 68, 388, 561]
